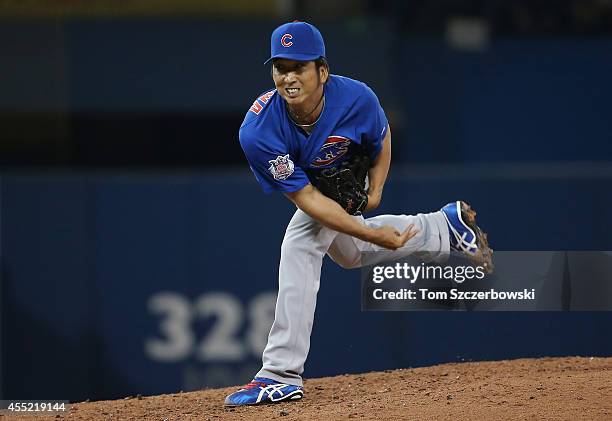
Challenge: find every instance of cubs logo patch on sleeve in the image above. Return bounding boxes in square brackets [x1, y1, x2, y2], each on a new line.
[268, 154, 295, 180]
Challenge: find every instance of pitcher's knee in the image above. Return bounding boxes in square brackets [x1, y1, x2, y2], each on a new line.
[328, 252, 361, 269]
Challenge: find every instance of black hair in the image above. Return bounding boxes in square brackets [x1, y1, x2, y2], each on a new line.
[314, 57, 329, 73]
[271, 57, 330, 72]
[315, 58, 330, 84]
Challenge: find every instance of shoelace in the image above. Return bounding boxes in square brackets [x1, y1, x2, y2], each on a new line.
[244, 381, 268, 389]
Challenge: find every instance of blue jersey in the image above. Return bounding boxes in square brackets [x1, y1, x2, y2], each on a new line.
[239, 75, 388, 194]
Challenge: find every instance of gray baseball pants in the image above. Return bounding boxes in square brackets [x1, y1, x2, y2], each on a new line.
[256, 209, 450, 386]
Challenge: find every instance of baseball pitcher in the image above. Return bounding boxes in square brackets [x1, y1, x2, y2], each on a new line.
[225, 21, 493, 406]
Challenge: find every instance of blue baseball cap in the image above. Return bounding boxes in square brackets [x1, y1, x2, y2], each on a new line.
[264, 21, 326, 64]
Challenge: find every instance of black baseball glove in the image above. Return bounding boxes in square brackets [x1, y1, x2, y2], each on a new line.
[315, 154, 371, 215]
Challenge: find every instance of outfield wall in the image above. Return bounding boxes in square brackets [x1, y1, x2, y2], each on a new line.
[2, 169, 611, 400]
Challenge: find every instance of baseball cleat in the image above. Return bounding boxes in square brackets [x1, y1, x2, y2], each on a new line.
[441, 201, 494, 273]
[224, 377, 304, 406]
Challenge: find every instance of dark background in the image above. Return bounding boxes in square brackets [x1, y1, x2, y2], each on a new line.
[1, 0, 611, 402]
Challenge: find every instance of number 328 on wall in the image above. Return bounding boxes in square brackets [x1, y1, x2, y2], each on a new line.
[145, 291, 276, 363]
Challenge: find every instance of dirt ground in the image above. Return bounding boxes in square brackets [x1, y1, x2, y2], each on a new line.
[3, 357, 611, 421]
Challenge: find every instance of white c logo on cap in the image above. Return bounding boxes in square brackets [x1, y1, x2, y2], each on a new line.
[281, 33, 293, 47]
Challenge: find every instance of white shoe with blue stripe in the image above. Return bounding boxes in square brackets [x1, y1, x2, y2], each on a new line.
[224, 377, 304, 406]
[441, 201, 494, 273]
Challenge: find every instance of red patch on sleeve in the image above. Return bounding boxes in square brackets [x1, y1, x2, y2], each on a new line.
[259, 91, 275, 104]
[249, 100, 263, 115]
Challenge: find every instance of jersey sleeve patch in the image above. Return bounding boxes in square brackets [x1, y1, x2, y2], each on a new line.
[259, 90, 275, 104]
[249, 100, 263, 115]
[268, 154, 295, 180]
[249, 90, 276, 115]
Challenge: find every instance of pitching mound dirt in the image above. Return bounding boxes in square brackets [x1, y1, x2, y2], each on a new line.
[5, 357, 612, 420]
